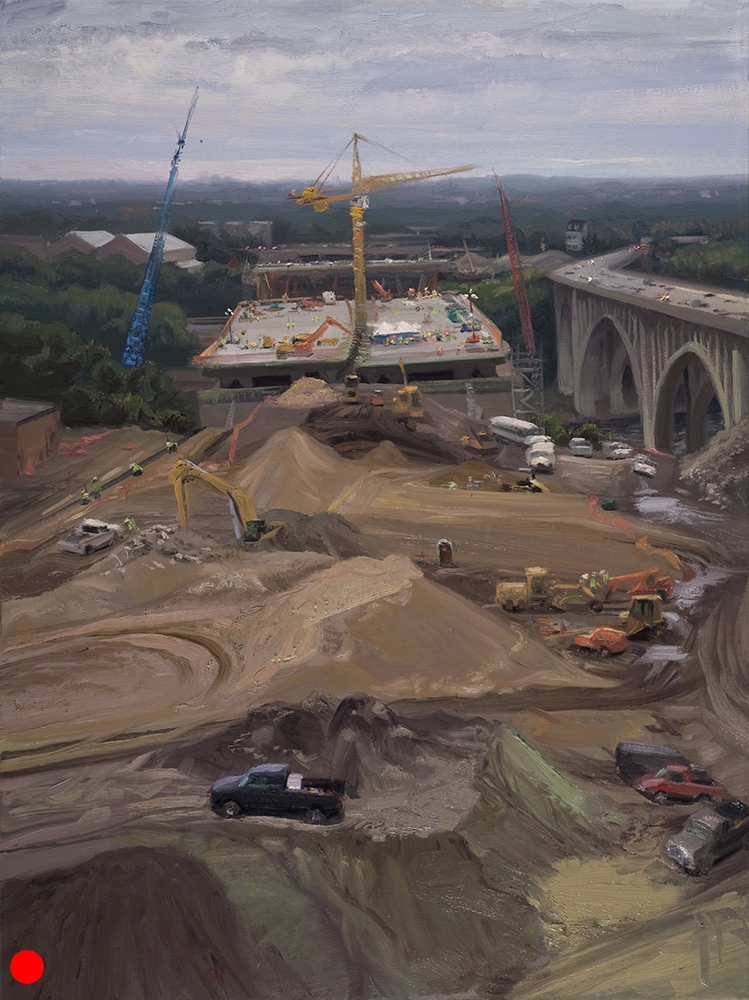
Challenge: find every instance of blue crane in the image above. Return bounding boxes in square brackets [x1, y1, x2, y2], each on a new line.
[121, 88, 199, 369]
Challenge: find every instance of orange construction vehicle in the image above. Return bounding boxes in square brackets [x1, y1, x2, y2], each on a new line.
[292, 316, 352, 357]
[603, 569, 675, 603]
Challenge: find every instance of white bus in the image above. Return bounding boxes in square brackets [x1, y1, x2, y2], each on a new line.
[488, 416, 540, 447]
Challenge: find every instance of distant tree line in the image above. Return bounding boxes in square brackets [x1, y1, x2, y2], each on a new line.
[453, 269, 557, 383]
[0, 311, 194, 431]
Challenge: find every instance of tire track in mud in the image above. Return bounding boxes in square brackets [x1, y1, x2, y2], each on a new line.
[2, 615, 237, 770]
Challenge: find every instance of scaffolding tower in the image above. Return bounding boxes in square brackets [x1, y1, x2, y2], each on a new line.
[511, 349, 545, 420]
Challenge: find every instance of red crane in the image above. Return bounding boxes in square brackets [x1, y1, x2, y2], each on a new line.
[493, 170, 536, 354]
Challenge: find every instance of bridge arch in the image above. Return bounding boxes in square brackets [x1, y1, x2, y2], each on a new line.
[577, 314, 642, 418]
[653, 343, 728, 453]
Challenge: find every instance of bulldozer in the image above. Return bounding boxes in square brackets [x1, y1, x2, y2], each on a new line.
[619, 594, 667, 639]
[168, 459, 288, 543]
[572, 594, 667, 655]
[495, 567, 550, 612]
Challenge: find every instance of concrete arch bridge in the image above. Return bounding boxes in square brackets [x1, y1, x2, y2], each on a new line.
[551, 248, 749, 452]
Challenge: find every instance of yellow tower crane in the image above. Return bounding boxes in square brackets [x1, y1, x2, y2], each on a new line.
[291, 134, 474, 368]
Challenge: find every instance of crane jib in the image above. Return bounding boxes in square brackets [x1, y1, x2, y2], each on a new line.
[121, 88, 199, 370]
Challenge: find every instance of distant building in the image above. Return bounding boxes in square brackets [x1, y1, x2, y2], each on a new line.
[45, 230, 201, 270]
[95, 232, 197, 265]
[0, 234, 51, 261]
[565, 219, 588, 253]
[0, 398, 60, 477]
[48, 230, 117, 257]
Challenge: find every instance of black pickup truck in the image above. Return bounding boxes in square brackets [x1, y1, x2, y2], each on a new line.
[210, 763, 345, 824]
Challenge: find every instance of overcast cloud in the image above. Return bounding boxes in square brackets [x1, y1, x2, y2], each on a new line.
[1, 0, 746, 181]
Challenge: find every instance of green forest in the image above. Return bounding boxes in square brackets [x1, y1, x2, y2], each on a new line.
[0, 247, 247, 429]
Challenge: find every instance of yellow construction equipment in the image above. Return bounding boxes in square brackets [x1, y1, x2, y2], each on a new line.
[344, 373, 360, 403]
[291, 135, 474, 353]
[495, 567, 550, 612]
[168, 459, 287, 542]
[393, 358, 424, 419]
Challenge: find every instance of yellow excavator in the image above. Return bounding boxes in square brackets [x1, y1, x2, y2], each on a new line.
[168, 459, 288, 542]
[393, 358, 424, 419]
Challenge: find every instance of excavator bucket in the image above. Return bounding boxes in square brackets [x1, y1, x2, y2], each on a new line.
[243, 519, 267, 542]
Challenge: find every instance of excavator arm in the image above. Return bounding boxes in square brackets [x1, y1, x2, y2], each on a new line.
[293, 315, 352, 354]
[168, 459, 268, 541]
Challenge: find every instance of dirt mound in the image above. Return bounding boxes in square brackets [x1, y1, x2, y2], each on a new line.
[259, 509, 375, 559]
[1, 846, 276, 1000]
[275, 375, 340, 408]
[680, 417, 749, 508]
[233, 426, 364, 514]
[303, 400, 470, 464]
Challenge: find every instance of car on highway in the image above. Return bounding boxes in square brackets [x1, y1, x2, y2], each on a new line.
[667, 799, 749, 875]
[634, 764, 726, 805]
[57, 518, 123, 555]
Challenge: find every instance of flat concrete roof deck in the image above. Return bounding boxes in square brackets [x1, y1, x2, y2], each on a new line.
[195, 293, 508, 371]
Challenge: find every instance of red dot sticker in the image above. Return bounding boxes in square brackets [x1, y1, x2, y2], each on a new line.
[10, 950, 44, 984]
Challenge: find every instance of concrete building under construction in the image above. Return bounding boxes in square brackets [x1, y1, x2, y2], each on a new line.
[194, 281, 509, 389]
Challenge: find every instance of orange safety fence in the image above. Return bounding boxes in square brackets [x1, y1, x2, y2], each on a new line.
[227, 395, 279, 466]
[636, 536, 696, 582]
[587, 494, 636, 540]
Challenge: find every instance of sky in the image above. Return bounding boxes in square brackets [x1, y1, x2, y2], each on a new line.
[2, 0, 747, 183]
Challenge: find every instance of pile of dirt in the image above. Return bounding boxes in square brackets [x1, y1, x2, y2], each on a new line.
[303, 400, 470, 464]
[679, 417, 749, 508]
[259, 509, 375, 559]
[276, 375, 341, 408]
[233, 426, 365, 514]
[1, 846, 277, 1000]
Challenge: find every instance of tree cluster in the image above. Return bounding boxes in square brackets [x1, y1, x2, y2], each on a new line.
[0, 312, 195, 431]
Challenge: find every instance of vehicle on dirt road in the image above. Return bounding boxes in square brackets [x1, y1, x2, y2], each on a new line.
[615, 741, 694, 782]
[603, 440, 633, 460]
[210, 763, 345, 824]
[568, 437, 594, 458]
[667, 799, 749, 875]
[57, 518, 123, 555]
[632, 454, 658, 478]
[634, 764, 726, 805]
[574, 626, 630, 656]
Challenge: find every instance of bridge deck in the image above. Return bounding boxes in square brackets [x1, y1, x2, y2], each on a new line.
[551, 247, 748, 338]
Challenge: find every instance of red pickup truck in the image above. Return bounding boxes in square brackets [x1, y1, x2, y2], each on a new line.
[634, 764, 726, 805]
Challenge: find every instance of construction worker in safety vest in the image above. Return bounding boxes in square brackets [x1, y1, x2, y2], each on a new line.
[91, 476, 102, 499]
[166, 441, 178, 454]
[130, 462, 143, 476]
[80, 490, 90, 505]
[125, 516, 137, 532]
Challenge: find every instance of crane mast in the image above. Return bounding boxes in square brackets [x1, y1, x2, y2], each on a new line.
[493, 171, 535, 354]
[292, 135, 474, 370]
[121, 88, 199, 369]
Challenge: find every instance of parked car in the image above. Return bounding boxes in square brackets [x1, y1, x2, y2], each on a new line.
[615, 741, 693, 782]
[568, 437, 594, 458]
[525, 439, 556, 472]
[57, 518, 123, 555]
[210, 762, 345, 824]
[667, 799, 749, 875]
[603, 440, 633, 460]
[634, 763, 726, 805]
[632, 455, 657, 478]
